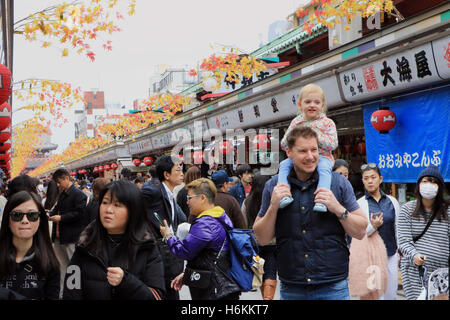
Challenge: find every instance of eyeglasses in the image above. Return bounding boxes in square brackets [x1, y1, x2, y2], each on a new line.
[9, 211, 40, 222]
[361, 163, 378, 171]
[187, 194, 201, 201]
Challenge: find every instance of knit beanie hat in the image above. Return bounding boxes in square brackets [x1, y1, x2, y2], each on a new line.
[417, 165, 444, 185]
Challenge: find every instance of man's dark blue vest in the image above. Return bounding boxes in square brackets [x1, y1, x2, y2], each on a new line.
[275, 171, 350, 285]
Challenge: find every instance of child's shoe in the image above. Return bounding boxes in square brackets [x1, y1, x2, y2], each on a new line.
[313, 203, 327, 212]
[279, 196, 294, 208]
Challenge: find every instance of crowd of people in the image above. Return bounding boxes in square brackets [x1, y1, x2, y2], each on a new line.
[0, 83, 448, 301]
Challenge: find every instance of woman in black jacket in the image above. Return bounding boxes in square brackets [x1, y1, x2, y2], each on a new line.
[0, 191, 60, 300]
[83, 177, 109, 228]
[63, 180, 165, 300]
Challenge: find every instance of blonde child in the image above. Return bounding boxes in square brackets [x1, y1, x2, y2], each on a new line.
[278, 83, 338, 211]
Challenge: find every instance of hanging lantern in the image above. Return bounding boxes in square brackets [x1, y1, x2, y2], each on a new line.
[370, 108, 396, 134]
[0, 102, 11, 131]
[133, 158, 141, 166]
[98, 165, 104, 172]
[357, 141, 366, 155]
[104, 164, 111, 171]
[110, 163, 118, 170]
[219, 141, 233, 155]
[0, 141, 11, 152]
[0, 153, 10, 161]
[193, 151, 204, 164]
[143, 156, 154, 166]
[93, 166, 99, 173]
[252, 134, 271, 150]
[0, 130, 10, 143]
[0, 64, 12, 105]
[78, 169, 83, 175]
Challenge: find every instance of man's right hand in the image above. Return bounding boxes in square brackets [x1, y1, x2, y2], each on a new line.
[270, 183, 292, 209]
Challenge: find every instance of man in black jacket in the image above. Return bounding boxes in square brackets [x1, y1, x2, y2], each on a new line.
[49, 168, 87, 297]
[141, 155, 186, 300]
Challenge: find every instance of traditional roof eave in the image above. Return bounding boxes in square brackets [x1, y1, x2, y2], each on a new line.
[251, 23, 328, 58]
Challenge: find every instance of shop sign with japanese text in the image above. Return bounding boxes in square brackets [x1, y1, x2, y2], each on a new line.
[340, 35, 449, 102]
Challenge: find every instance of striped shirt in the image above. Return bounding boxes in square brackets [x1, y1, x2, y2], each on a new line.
[396, 200, 449, 300]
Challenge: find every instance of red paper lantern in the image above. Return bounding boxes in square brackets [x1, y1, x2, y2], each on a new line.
[252, 134, 271, 150]
[104, 164, 111, 171]
[0, 131, 10, 143]
[93, 166, 99, 173]
[0, 152, 10, 161]
[0, 142, 11, 152]
[0, 64, 12, 105]
[370, 108, 396, 134]
[357, 142, 366, 155]
[78, 169, 83, 175]
[193, 151, 204, 164]
[219, 141, 233, 155]
[133, 158, 141, 166]
[0, 102, 11, 131]
[98, 165, 104, 172]
[143, 156, 154, 166]
[71, 171, 76, 176]
[111, 163, 118, 170]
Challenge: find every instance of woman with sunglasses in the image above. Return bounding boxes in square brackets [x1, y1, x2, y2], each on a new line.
[397, 165, 449, 300]
[63, 180, 165, 300]
[0, 191, 60, 300]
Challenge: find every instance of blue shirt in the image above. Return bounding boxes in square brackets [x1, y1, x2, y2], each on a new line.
[365, 190, 397, 256]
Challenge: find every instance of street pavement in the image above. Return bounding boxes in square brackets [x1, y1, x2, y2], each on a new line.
[179, 275, 405, 300]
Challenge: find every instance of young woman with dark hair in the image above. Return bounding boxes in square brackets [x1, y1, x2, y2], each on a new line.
[242, 175, 277, 300]
[0, 191, 60, 300]
[44, 180, 59, 212]
[397, 165, 449, 300]
[63, 179, 165, 300]
[6, 175, 40, 199]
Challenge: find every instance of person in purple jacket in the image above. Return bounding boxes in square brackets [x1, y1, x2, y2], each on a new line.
[159, 178, 241, 300]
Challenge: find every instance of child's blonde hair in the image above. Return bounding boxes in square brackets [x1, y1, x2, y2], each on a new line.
[297, 83, 327, 113]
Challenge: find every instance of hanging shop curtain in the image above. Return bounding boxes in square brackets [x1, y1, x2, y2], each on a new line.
[363, 85, 449, 183]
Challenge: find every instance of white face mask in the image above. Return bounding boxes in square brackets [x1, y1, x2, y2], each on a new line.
[419, 183, 439, 199]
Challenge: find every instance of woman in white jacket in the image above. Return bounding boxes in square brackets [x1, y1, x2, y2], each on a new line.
[352, 163, 400, 300]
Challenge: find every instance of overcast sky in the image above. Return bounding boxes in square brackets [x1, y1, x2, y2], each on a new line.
[13, 0, 307, 152]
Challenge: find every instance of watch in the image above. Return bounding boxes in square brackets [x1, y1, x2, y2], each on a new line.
[338, 209, 349, 220]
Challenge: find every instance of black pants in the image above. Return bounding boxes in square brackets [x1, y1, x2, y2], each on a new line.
[164, 282, 180, 300]
[260, 244, 277, 281]
[189, 287, 240, 300]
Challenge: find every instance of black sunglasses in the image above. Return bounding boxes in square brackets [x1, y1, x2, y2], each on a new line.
[361, 163, 378, 171]
[9, 211, 41, 222]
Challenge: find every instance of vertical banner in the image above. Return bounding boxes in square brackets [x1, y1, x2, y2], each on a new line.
[363, 86, 449, 182]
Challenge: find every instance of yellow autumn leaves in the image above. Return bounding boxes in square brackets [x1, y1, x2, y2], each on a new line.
[296, 0, 395, 34]
[200, 52, 267, 91]
[15, 0, 136, 61]
[11, 79, 85, 177]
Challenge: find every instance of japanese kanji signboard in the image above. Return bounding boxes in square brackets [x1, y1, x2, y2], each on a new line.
[339, 35, 449, 102]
